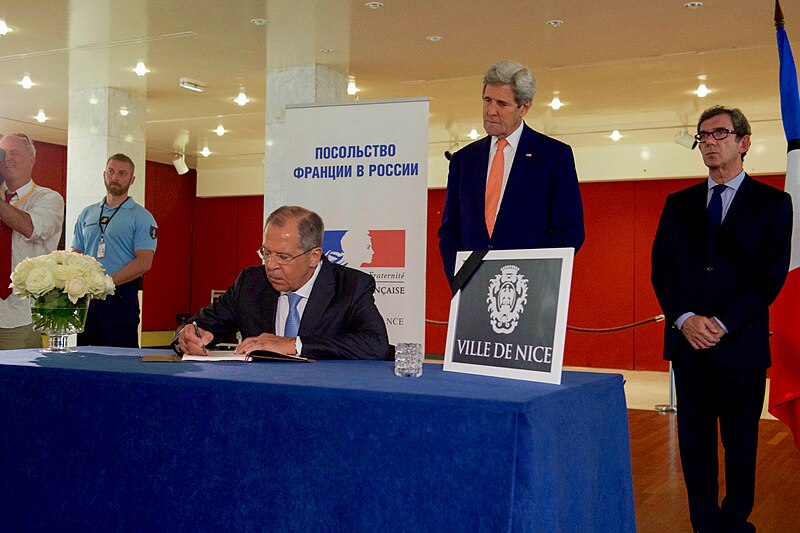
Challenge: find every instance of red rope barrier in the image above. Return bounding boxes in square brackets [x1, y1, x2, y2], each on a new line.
[425, 314, 665, 333]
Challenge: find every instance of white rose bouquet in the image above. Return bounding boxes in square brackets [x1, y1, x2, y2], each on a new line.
[10, 250, 115, 334]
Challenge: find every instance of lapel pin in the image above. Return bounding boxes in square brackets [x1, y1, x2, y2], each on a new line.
[525, 153, 533, 157]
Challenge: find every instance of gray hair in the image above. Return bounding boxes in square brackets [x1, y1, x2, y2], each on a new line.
[2, 133, 37, 158]
[483, 60, 536, 105]
[265, 205, 324, 251]
[697, 105, 751, 160]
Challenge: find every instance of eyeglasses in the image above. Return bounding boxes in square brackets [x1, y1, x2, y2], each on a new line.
[257, 246, 314, 265]
[694, 128, 739, 143]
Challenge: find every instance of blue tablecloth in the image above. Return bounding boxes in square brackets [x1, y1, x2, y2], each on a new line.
[0, 347, 635, 532]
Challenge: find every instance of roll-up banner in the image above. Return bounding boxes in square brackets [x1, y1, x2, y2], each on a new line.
[284, 98, 429, 351]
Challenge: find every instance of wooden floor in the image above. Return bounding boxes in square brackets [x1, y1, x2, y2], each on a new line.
[629, 409, 800, 532]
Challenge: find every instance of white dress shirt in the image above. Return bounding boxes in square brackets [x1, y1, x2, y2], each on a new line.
[0, 180, 65, 328]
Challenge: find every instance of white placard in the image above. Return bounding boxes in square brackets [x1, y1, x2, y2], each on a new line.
[444, 248, 574, 384]
[284, 98, 429, 350]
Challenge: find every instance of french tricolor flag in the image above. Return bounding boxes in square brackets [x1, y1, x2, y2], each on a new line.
[768, 0, 800, 450]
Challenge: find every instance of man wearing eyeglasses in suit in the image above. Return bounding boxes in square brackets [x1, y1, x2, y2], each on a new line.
[652, 106, 793, 533]
[176, 205, 392, 360]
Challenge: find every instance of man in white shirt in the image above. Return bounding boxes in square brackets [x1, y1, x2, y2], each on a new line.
[0, 133, 65, 349]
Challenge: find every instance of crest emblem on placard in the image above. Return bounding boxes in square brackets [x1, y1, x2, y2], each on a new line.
[487, 265, 528, 334]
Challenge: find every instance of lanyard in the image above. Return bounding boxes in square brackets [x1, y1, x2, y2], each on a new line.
[4, 184, 37, 207]
[98, 196, 130, 238]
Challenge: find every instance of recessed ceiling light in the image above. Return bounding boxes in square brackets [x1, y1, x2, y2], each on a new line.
[693, 83, 711, 97]
[201, 146, 211, 158]
[467, 129, 480, 140]
[35, 110, 47, 123]
[365, 2, 384, 9]
[234, 89, 250, 106]
[250, 18, 267, 26]
[684, 2, 703, 8]
[347, 77, 360, 96]
[19, 75, 33, 90]
[0, 20, 13, 36]
[119, 106, 129, 116]
[548, 95, 564, 110]
[133, 62, 150, 76]
[319, 48, 335, 54]
[215, 125, 226, 136]
[426, 35, 444, 42]
[609, 130, 622, 141]
[545, 19, 564, 28]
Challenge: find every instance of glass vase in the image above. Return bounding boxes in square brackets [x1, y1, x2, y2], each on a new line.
[30, 293, 91, 353]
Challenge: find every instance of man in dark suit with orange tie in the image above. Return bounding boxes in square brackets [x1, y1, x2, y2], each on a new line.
[438, 59, 584, 286]
[652, 106, 793, 533]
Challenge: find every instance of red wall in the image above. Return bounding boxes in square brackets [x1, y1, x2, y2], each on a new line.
[29, 138, 787, 369]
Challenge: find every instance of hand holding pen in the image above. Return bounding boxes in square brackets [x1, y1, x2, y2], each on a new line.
[177, 320, 213, 356]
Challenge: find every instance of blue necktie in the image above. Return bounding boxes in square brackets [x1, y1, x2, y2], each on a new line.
[708, 184, 726, 228]
[284, 292, 302, 338]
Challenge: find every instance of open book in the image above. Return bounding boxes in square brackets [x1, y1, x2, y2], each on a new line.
[142, 350, 313, 363]
[182, 349, 312, 362]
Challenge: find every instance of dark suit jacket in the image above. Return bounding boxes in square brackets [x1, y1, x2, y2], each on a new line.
[651, 175, 793, 368]
[187, 258, 392, 360]
[438, 122, 585, 283]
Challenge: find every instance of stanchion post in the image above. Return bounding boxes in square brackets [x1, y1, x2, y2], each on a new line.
[655, 361, 677, 413]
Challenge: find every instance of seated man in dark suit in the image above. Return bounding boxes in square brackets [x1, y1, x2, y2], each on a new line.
[176, 205, 392, 360]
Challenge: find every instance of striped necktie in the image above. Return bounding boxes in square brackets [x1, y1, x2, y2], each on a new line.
[284, 292, 302, 338]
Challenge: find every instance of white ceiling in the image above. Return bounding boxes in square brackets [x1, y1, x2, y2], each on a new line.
[0, 0, 798, 175]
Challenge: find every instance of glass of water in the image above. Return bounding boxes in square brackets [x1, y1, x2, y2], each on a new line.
[394, 343, 424, 377]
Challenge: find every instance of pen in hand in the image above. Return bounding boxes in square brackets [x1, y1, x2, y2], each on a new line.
[192, 321, 208, 355]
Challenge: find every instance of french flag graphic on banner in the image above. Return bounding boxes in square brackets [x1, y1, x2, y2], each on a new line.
[323, 230, 406, 268]
[769, 0, 800, 450]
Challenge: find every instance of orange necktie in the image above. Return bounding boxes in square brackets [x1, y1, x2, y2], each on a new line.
[1, 190, 15, 299]
[484, 138, 508, 237]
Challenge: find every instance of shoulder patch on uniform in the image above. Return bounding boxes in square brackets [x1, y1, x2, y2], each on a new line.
[150, 226, 158, 239]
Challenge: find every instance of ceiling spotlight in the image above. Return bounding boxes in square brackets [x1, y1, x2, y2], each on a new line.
[548, 96, 564, 110]
[201, 146, 211, 158]
[234, 89, 250, 106]
[545, 19, 564, 28]
[172, 154, 190, 175]
[0, 20, 13, 36]
[319, 48, 335, 54]
[214, 125, 226, 136]
[347, 77, 360, 96]
[119, 106, 129, 117]
[180, 77, 206, 93]
[684, 2, 703, 8]
[35, 110, 47, 123]
[467, 129, 480, 140]
[19, 75, 33, 90]
[609, 130, 622, 142]
[250, 18, 267, 26]
[89, 95, 98, 105]
[426, 35, 444, 42]
[133, 62, 150, 76]
[365, 2, 384, 9]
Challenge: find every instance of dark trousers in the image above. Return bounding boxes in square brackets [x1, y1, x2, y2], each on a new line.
[78, 281, 140, 348]
[673, 357, 765, 533]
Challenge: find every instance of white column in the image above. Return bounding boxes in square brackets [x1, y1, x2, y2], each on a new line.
[263, 0, 351, 220]
[65, 0, 147, 249]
